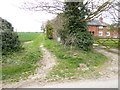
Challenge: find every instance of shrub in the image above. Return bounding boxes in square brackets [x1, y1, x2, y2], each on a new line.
[75, 31, 94, 51]
[46, 24, 53, 39]
[59, 2, 94, 51]
[59, 30, 93, 51]
[0, 17, 21, 55]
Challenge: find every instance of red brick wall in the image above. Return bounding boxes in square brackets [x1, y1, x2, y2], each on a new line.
[87, 26, 99, 36]
[87, 26, 119, 38]
[110, 31, 118, 38]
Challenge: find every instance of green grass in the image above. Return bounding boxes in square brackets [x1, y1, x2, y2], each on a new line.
[2, 33, 109, 82]
[2, 34, 43, 82]
[17, 32, 40, 42]
[39, 34, 108, 81]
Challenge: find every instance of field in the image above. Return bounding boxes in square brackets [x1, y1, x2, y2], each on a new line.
[2, 34, 43, 82]
[17, 32, 41, 42]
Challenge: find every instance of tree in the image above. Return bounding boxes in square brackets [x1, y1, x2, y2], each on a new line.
[0, 17, 13, 31]
[106, 23, 120, 39]
[21, 0, 114, 50]
[59, 1, 93, 50]
[107, 0, 120, 23]
[41, 23, 45, 32]
[0, 17, 21, 55]
[46, 23, 54, 39]
[22, 0, 113, 22]
[107, 23, 120, 32]
[46, 13, 65, 39]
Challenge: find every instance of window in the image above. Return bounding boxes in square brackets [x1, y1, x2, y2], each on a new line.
[106, 32, 110, 36]
[114, 34, 117, 38]
[90, 31, 94, 35]
[99, 31, 103, 36]
[99, 26, 103, 29]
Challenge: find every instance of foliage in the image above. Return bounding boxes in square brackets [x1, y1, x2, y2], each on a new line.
[2, 34, 43, 81]
[47, 13, 65, 39]
[75, 31, 94, 50]
[0, 17, 13, 31]
[17, 32, 40, 42]
[1, 30, 21, 55]
[59, 2, 93, 51]
[0, 18, 21, 55]
[107, 23, 120, 32]
[46, 24, 54, 39]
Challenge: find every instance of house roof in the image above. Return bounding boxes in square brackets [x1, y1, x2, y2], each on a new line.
[87, 20, 107, 26]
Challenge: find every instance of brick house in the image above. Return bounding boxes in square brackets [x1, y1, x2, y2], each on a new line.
[87, 17, 118, 38]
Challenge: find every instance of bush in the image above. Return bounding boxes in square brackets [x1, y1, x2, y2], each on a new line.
[58, 2, 93, 51]
[76, 31, 94, 51]
[46, 24, 53, 39]
[0, 17, 21, 55]
[59, 30, 93, 51]
[1, 30, 21, 55]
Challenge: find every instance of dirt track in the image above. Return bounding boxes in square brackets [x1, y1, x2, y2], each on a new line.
[2, 45, 57, 88]
[39, 48, 118, 88]
[2, 47, 118, 88]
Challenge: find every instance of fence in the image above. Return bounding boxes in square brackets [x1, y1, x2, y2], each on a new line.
[94, 38, 119, 49]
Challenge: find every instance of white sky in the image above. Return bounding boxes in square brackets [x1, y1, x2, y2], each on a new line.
[0, 0, 56, 32]
[0, 0, 112, 32]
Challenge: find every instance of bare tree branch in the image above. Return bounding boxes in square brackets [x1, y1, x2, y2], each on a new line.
[21, 0, 117, 22]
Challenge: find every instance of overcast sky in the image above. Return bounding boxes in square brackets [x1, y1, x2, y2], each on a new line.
[0, 0, 112, 32]
[0, 0, 57, 32]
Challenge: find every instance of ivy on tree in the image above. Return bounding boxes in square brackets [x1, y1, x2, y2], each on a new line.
[59, 1, 93, 51]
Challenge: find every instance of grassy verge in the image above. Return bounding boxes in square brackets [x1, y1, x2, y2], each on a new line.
[17, 32, 40, 42]
[2, 34, 43, 82]
[39, 34, 108, 81]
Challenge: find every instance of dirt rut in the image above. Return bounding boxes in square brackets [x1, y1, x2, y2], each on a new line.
[2, 45, 57, 88]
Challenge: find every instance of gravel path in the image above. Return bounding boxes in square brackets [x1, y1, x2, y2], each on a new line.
[94, 48, 118, 80]
[109, 48, 119, 53]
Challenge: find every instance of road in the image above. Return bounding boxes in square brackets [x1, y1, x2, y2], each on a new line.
[41, 79, 118, 88]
